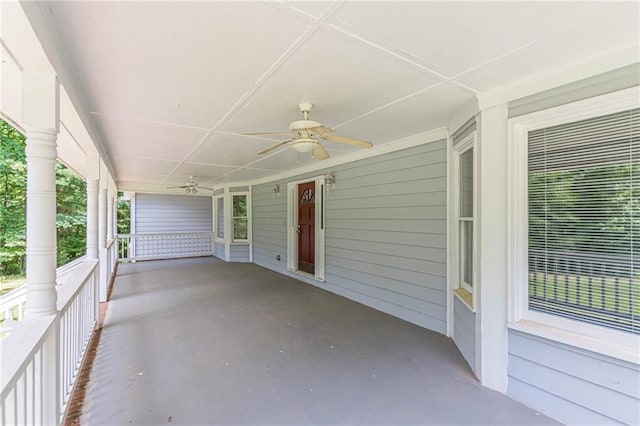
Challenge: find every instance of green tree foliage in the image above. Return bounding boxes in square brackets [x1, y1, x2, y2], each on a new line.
[56, 163, 86, 266]
[0, 120, 26, 275]
[117, 191, 130, 234]
[0, 118, 88, 276]
[529, 163, 639, 255]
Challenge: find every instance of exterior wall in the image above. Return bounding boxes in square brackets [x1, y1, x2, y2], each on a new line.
[252, 141, 448, 334]
[230, 244, 250, 262]
[135, 193, 212, 233]
[450, 115, 478, 375]
[214, 241, 225, 259]
[508, 330, 640, 425]
[134, 193, 213, 259]
[453, 297, 475, 371]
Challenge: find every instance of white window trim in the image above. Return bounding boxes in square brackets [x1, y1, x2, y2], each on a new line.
[452, 132, 477, 311]
[507, 86, 640, 364]
[286, 175, 326, 282]
[214, 194, 225, 242]
[231, 192, 250, 243]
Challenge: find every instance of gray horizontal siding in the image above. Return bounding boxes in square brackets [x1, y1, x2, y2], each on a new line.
[214, 241, 225, 260]
[133, 193, 213, 259]
[508, 329, 640, 425]
[252, 140, 448, 334]
[135, 193, 212, 233]
[453, 296, 475, 371]
[229, 186, 249, 192]
[230, 244, 250, 262]
[509, 63, 640, 118]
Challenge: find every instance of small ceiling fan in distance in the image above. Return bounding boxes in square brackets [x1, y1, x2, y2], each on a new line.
[242, 103, 373, 160]
[166, 175, 212, 195]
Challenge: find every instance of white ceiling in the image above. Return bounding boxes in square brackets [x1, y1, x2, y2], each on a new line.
[20, 1, 640, 192]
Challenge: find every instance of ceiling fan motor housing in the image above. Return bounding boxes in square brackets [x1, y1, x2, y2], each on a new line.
[290, 119, 322, 132]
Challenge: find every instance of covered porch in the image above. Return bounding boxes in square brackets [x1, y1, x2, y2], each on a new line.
[1, 1, 639, 425]
[78, 257, 555, 425]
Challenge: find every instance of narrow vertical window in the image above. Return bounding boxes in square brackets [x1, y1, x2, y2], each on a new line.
[232, 194, 248, 241]
[216, 197, 224, 239]
[459, 147, 474, 294]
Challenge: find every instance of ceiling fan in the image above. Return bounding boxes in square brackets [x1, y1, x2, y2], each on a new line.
[242, 103, 373, 160]
[166, 175, 212, 195]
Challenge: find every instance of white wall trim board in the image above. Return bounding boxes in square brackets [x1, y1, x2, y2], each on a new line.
[476, 104, 509, 393]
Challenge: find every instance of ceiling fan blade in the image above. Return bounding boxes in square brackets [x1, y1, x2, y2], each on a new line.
[309, 126, 334, 134]
[166, 185, 189, 189]
[198, 186, 214, 191]
[258, 139, 293, 155]
[243, 131, 293, 136]
[320, 133, 373, 148]
[313, 143, 329, 160]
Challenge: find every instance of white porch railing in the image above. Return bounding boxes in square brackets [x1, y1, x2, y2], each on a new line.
[0, 256, 88, 332]
[0, 286, 27, 326]
[0, 259, 99, 425]
[117, 232, 214, 262]
[57, 260, 99, 416]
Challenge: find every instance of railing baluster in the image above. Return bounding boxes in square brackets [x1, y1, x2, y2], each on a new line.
[29, 358, 35, 424]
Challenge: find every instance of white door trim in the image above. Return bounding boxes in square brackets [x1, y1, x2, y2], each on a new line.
[286, 175, 326, 282]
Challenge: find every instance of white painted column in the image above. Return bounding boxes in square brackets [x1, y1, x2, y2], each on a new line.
[86, 179, 99, 259]
[22, 71, 61, 425]
[24, 128, 58, 316]
[98, 188, 107, 248]
[476, 104, 509, 393]
[23, 72, 59, 318]
[98, 187, 108, 302]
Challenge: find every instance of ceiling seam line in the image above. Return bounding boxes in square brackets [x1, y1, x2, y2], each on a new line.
[332, 82, 442, 129]
[0, 39, 24, 70]
[450, 2, 627, 83]
[166, 3, 345, 184]
[88, 111, 210, 131]
[324, 23, 448, 78]
[321, 22, 481, 99]
[60, 120, 87, 155]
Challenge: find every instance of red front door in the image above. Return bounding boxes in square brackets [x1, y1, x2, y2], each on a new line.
[298, 181, 315, 274]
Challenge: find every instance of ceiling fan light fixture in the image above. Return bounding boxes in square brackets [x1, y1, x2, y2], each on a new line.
[292, 137, 317, 153]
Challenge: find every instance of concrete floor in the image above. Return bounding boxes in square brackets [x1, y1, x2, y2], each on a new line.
[81, 257, 559, 425]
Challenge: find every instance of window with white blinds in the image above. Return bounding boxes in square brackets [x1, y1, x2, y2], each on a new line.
[528, 108, 639, 334]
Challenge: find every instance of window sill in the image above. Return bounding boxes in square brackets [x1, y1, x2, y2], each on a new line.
[509, 315, 640, 365]
[230, 241, 249, 245]
[454, 288, 474, 311]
